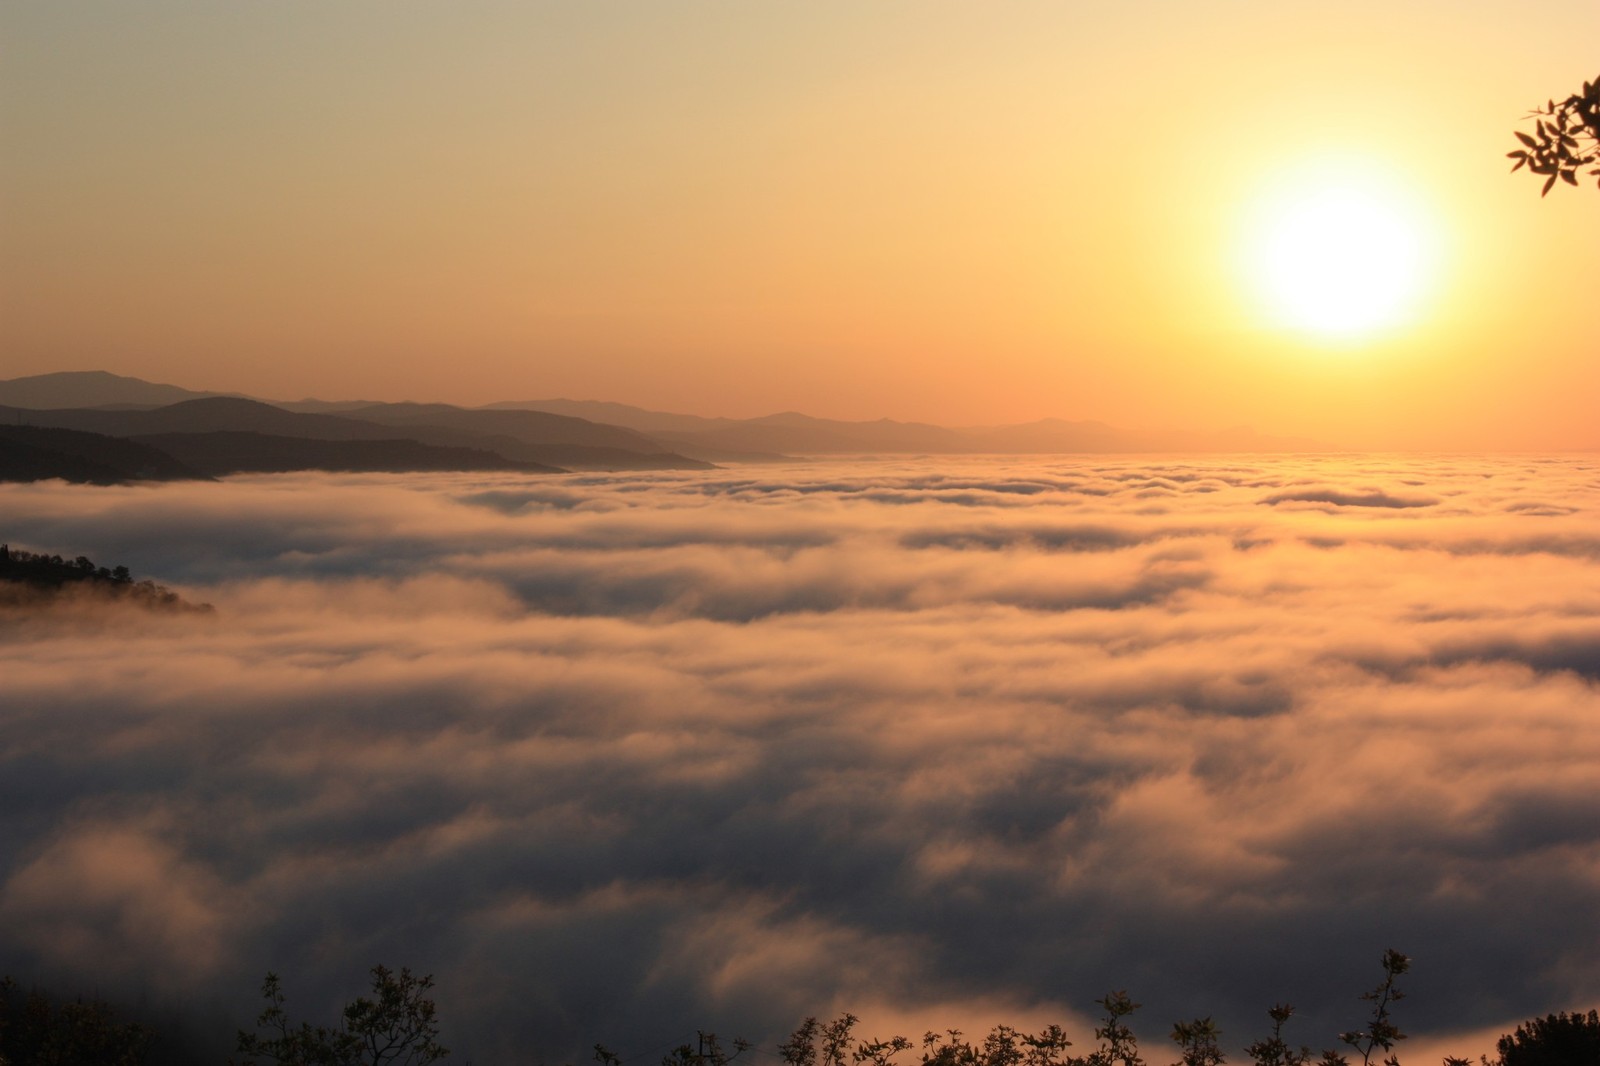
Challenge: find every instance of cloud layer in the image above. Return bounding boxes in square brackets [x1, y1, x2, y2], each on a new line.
[3, 456, 1600, 1064]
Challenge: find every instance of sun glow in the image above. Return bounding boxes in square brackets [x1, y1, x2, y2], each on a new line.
[1240, 165, 1440, 343]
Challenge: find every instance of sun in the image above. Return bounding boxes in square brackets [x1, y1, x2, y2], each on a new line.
[1239, 164, 1439, 343]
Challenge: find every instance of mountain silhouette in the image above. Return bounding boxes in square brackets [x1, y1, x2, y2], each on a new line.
[130, 431, 565, 476]
[0, 425, 207, 483]
[0, 370, 243, 409]
[0, 396, 713, 475]
[1, 371, 1341, 460]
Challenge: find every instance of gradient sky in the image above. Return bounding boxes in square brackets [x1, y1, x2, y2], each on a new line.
[2, 2, 1597, 448]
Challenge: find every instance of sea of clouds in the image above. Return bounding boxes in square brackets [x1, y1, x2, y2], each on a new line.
[3, 456, 1599, 1064]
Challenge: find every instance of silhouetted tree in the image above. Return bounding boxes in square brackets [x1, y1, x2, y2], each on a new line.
[233, 966, 447, 1066]
[1171, 1018, 1225, 1066]
[1088, 993, 1145, 1066]
[1244, 1006, 1310, 1066]
[1494, 1010, 1600, 1066]
[1508, 75, 1600, 194]
[0, 975, 154, 1065]
[657, 1032, 754, 1066]
[0, 546, 208, 609]
[1335, 950, 1409, 1066]
[772, 1015, 909, 1066]
[617, 957, 1432, 1066]
[777, 1015, 860, 1066]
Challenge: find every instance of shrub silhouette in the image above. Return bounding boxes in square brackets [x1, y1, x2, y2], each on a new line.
[761, 1009, 1081, 1066]
[1335, 949, 1410, 1066]
[1171, 1017, 1225, 1066]
[0, 975, 154, 1065]
[1243, 1005, 1310, 1066]
[1493, 1010, 1600, 1066]
[233, 966, 447, 1066]
[1090, 992, 1145, 1066]
[19, 949, 1597, 1066]
[603, 955, 1426, 1066]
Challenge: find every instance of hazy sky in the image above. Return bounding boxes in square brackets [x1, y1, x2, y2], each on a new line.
[2, 2, 1597, 447]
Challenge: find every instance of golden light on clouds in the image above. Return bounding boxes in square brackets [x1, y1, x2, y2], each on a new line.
[7, 459, 1600, 1059]
[6, 7, 1600, 1065]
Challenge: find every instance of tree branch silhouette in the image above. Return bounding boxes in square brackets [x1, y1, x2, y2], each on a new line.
[1508, 75, 1600, 195]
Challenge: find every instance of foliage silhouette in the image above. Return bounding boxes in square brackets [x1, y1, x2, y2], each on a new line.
[913, 1022, 1076, 1066]
[664, 1032, 754, 1066]
[1243, 1006, 1310, 1066]
[1171, 1018, 1225, 1066]
[1336, 950, 1409, 1066]
[1090, 993, 1146, 1066]
[233, 966, 447, 1066]
[1508, 75, 1600, 194]
[601, 955, 1423, 1066]
[771, 1013, 1077, 1066]
[1493, 1010, 1600, 1066]
[776, 1014, 876, 1066]
[0, 975, 154, 1066]
[21, 948, 1600, 1066]
[0, 544, 210, 611]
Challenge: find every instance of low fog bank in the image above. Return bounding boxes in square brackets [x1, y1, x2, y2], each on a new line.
[3, 457, 1599, 1063]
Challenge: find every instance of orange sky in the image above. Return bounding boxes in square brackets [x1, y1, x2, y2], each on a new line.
[2, 1, 1597, 449]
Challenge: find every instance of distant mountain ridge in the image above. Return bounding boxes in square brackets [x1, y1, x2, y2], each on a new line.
[0, 379, 714, 482]
[0, 371, 1340, 480]
[491, 399, 1335, 455]
[0, 370, 244, 409]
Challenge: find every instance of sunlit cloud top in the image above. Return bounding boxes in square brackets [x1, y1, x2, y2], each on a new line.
[4, 457, 1600, 1061]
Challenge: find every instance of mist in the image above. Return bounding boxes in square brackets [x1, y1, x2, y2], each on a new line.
[3, 456, 1599, 1064]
